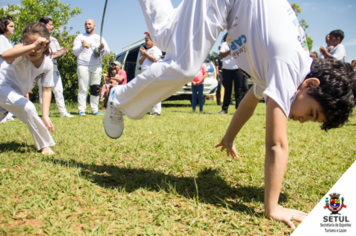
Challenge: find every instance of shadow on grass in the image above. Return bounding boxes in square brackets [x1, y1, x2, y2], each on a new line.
[0, 141, 37, 153]
[45, 158, 288, 216]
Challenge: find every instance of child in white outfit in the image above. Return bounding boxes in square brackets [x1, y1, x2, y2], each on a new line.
[0, 22, 56, 155]
[103, 0, 356, 228]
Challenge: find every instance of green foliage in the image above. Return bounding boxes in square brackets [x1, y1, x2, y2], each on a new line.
[291, 3, 313, 51]
[209, 51, 219, 61]
[0, 0, 82, 43]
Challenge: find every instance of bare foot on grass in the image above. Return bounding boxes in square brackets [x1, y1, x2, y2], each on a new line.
[41, 147, 55, 155]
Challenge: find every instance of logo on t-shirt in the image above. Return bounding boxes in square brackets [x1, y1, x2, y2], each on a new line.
[33, 73, 44, 86]
[292, 18, 309, 51]
[229, 35, 247, 58]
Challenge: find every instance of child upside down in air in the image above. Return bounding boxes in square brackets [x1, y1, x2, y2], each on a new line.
[103, 0, 356, 228]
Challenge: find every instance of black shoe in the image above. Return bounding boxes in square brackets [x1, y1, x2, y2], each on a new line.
[151, 112, 161, 116]
[217, 102, 222, 105]
[217, 110, 228, 115]
[230, 102, 235, 105]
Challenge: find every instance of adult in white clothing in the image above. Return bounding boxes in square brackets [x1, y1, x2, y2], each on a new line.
[139, 32, 162, 116]
[38, 17, 73, 118]
[320, 30, 346, 62]
[0, 16, 15, 123]
[73, 19, 110, 116]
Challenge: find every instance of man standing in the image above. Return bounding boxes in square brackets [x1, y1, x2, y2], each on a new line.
[38, 17, 73, 118]
[218, 34, 248, 114]
[73, 19, 110, 116]
[320, 30, 346, 62]
[214, 49, 222, 106]
[139, 32, 162, 116]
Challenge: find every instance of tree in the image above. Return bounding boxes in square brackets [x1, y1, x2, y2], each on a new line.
[0, 0, 82, 43]
[291, 3, 313, 51]
[209, 51, 219, 61]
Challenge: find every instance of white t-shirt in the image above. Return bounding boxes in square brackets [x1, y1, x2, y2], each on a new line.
[226, 0, 313, 117]
[50, 36, 60, 64]
[220, 41, 238, 70]
[329, 44, 346, 62]
[73, 33, 110, 66]
[0, 34, 13, 69]
[140, 46, 162, 71]
[0, 55, 54, 95]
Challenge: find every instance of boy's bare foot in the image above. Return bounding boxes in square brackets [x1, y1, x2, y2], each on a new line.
[267, 205, 308, 229]
[41, 147, 55, 155]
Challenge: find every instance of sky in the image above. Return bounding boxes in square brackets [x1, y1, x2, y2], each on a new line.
[2, 0, 356, 62]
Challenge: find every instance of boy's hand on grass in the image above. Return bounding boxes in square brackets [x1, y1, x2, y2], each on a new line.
[267, 205, 308, 229]
[215, 138, 238, 158]
[42, 116, 54, 133]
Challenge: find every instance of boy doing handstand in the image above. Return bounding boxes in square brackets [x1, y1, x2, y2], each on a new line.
[103, 0, 356, 228]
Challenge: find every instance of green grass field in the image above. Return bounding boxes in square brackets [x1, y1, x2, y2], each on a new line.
[0, 100, 355, 235]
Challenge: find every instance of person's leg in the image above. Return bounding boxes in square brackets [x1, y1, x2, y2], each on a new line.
[191, 85, 198, 111]
[138, 0, 174, 51]
[0, 85, 55, 150]
[111, 0, 232, 119]
[198, 84, 204, 112]
[52, 68, 72, 116]
[216, 74, 221, 105]
[222, 69, 233, 111]
[77, 65, 90, 114]
[89, 66, 102, 114]
[153, 102, 161, 114]
[233, 69, 242, 108]
[38, 79, 43, 111]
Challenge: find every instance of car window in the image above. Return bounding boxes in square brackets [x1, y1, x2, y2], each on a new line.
[204, 62, 215, 73]
[116, 52, 127, 65]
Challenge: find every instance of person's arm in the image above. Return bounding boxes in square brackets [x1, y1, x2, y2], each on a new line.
[264, 98, 307, 228]
[319, 46, 333, 59]
[100, 38, 110, 56]
[110, 76, 124, 84]
[42, 86, 54, 132]
[220, 50, 230, 58]
[73, 35, 84, 56]
[196, 70, 208, 85]
[139, 47, 146, 65]
[216, 87, 260, 157]
[2, 37, 49, 63]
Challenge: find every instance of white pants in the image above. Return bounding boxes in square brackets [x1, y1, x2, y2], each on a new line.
[0, 84, 55, 150]
[112, 0, 232, 119]
[39, 65, 68, 114]
[149, 102, 161, 114]
[77, 65, 102, 113]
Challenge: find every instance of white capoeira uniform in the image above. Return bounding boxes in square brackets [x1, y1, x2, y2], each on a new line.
[111, 0, 312, 119]
[0, 55, 55, 150]
[38, 36, 70, 115]
[0, 34, 14, 122]
[73, 33, 110, 113]
[140, 45, 163, 114]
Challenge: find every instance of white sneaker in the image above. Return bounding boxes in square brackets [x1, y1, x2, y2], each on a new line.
[60, 112, 74, 118]
[103, 90, 124, 139]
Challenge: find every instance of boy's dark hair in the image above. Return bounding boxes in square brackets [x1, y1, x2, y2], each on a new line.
[39, 17, 53, 25]
[329, 29, 344, 42]
[305, 58, 356, 131]
[23, 22, 51, 56]
[0, 15, 13, 34]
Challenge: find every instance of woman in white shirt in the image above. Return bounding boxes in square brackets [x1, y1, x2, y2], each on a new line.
[0, 16, 15, 123]
[38, 17, 73, 118]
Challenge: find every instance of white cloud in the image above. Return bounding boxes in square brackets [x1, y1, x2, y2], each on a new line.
[1, 5, 8, 10]
[343, 39, 356, 47]
[347, 5, 353, 8]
